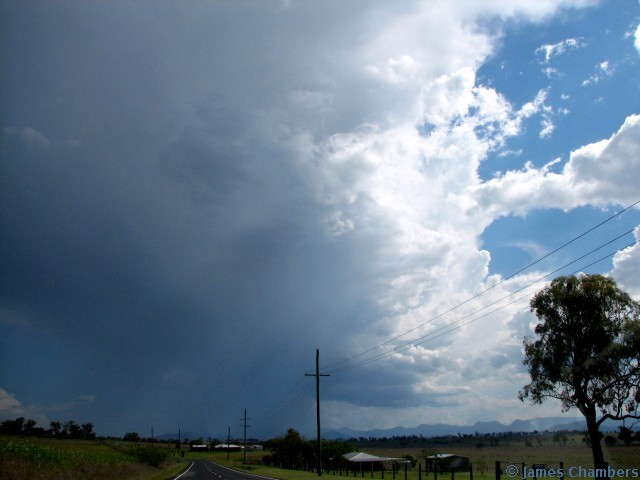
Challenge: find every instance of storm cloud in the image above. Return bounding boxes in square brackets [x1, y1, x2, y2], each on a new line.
[2, 0, 639, 438]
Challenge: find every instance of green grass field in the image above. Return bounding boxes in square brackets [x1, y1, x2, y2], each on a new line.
[2, 434, 638, 480]
[195, 434, 639, 480]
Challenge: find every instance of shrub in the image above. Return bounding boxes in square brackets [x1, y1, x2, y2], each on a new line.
[403, 454, 417, 467]
[111, 443, 169, 467]
[130, 445, 169, 467]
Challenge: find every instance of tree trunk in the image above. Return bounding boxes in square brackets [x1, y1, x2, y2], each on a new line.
[585, 410, 607, 475]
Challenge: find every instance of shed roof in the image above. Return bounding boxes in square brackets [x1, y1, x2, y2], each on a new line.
[343, 452, 403, 463]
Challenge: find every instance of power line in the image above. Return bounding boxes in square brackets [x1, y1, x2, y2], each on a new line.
[409, 243, 638, 350]
[328, 239, 637, 374]
[252, 201, 638, 431]
[253, 376, 314, 422]
[257, 233, 636, 433]
[324, 200, 639, 373]
[330, 237, 637, 373]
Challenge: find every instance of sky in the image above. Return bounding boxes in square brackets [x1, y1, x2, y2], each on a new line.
[1, 0, 639, 441]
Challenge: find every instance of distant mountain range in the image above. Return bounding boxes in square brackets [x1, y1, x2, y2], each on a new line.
[154, 417, 633, 442]
[155, 431, 211, 442]
[323, 416, 631, 440]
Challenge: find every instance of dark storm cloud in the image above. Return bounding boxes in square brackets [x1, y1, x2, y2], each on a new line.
[329, 367, 443, 409]
[6, 0, 630, 437]
[0, 0, 391, 429]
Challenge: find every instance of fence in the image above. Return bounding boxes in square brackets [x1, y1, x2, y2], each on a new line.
[328, 460, 476, 480]
[494, 460, 640, 480]
[328, 460, 640, 480]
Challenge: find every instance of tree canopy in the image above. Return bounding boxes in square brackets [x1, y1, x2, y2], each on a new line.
[0, 417, 95, 440]
[519, 274, 640, 470]
[263, 428, 356, 472]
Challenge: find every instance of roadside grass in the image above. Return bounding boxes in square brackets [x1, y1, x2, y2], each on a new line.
[183, 436, 640, 480]
[139, 458, 188, 480]
[9, 436, 634, 480]
[352, 437, 640, 480]
[0, 436, 184, 480]
[365, 437, 640, 470]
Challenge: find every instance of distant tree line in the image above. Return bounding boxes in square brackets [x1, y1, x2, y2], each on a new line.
[0, 417, 95, 440]
[262, 428, 357, 472]
[339, 428, 639, 449]
[603, 426, 640, 446]
[343, 431, 550, 448]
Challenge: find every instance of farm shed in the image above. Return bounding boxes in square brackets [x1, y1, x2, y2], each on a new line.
[344, 452, 395, 463]
[190, 444, 209, 452]
[343, 452, 407, 474]
[426, 454, 470, 473]
[214, 443, 243, 452]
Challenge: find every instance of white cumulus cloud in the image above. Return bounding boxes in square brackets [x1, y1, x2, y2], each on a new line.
[473, 114, 640, 217]
[612, 227, 640, 298]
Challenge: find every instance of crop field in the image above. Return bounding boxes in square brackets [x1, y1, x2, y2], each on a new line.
[0, 436, 185, 480]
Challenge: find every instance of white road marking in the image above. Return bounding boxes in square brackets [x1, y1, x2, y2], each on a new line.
[173, 461, 195, 479]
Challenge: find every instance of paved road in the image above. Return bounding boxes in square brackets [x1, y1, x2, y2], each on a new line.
[173, 460, 278, 480]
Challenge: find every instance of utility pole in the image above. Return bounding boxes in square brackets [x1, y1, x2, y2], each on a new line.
[305, 349, 330, 476]
[240, 408, 251, 464]
[226, 426, 232, 461]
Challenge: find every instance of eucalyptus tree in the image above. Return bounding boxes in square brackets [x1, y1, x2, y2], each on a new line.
[519, 274, 640, 470]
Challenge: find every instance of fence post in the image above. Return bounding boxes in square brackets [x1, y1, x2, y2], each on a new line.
[419, 463, 422, 480]
[559, 462, 563, 480]
[451, 466, 455, 480]
[496, 461, 501, 480]
[522, 464, 526, 480]
[470, 462, 473, 480]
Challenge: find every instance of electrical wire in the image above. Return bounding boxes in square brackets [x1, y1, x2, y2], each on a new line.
[253, 376, 314, 423]
[328, 238, 637, 374]
[324, 200, 639, 373]
[254, 200, 639, 431]
[410, 242, 638, 350]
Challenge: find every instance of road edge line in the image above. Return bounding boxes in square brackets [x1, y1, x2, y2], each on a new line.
[172, 461, 195, 479]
